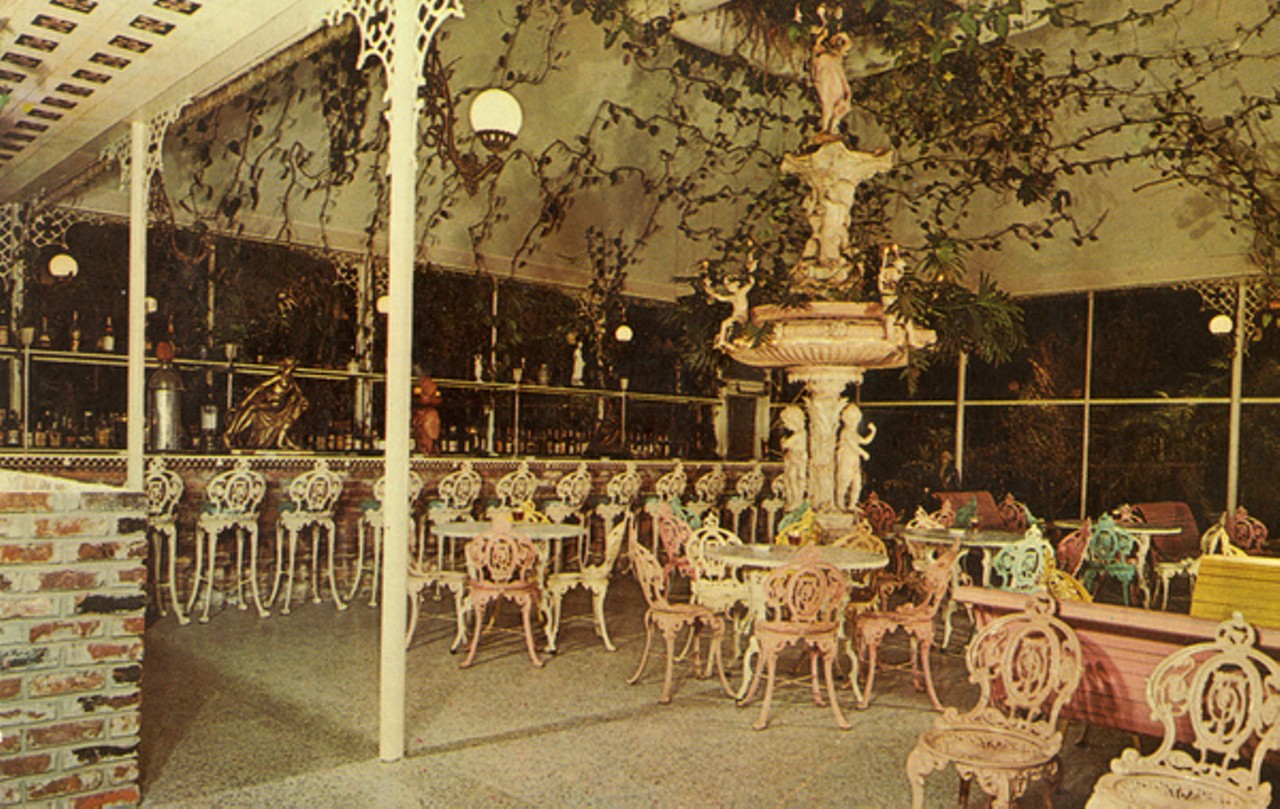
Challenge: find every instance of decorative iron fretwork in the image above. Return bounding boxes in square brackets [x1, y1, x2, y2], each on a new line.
[24, 204, 102, 251]
[328, 0, 464, 105]
[1182, 277, 1273, 347]
[103, 103, 187, 190]
[0, 203, 22, 289]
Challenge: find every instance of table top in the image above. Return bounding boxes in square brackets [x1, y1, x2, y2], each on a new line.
[902, 526, 1026, 549]
[707, 543, 889, 572]
[431, 520, 586, 540]
[1053, 518, 1181, 536]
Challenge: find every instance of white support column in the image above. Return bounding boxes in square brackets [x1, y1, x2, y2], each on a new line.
[1079, 292, 1095, 519]
[126, 121, 148, 491]
[1225, 279, 1246, 515]
[334, 0, 463, 764]
[954, 351, 967, 486]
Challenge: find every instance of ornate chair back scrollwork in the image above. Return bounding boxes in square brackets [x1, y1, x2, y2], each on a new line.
[272, 458, 346, 615]
[996, 492, 1030, 531]
[1230, 505, 1269, 554]
[460, 522, 544, 669]
[685, 464, 726, 521]
[145, 458, 188, 624]
[1080, 514, 1141, 606]
[1055, 517, 1091, 577]
[651, 500, 697, 587]
[1087, 612, 1280, 808]
[626, 530, 733, 704]
[424, 459, 483, 576]
[653, 460, 688, 503]
[725, 463, 765, 542]
[684, 514, 752, 659]
[349, 470, 424, 608]
[544, 462, 592, 525]
[906, 593, 1084, 809]
[190, 458, 268, 623]
[487, 459, 542, 518]
[990, 526, 1053, 594]
[739, 546, 851, 731]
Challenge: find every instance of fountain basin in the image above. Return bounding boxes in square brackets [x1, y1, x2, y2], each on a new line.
[725, 301, 936, 371]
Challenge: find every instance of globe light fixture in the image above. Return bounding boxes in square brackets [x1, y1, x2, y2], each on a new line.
[376, 294, 391, 315]
[145, 296, 158, 314]
[48, 253, 78, 278]
[422, 44, 522, 195]
[614, 323, 634, 343]
[1208, 314, 1233, 335]
[469, 89, 523, 151]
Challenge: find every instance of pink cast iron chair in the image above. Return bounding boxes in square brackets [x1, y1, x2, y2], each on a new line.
[1229, 505, 1269, 554]
[906, 593, 1083, 809]
[1055, 517, 1091, 576]
[738, 545, 852, 731]
[460, 519, 544, 669]
[1087, 612, 1280, 808]
[626, 530, 733, 704]
[853, 542, 962, 710]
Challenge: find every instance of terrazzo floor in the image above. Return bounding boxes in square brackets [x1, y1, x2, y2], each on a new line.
[139, 576, 1161, 808]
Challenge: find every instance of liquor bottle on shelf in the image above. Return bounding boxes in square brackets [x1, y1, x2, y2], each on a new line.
[99, 316, 115, 353]
[4, 410, 21, 447]
[35, 316, 51, 349]
[68, 310, 82, 352]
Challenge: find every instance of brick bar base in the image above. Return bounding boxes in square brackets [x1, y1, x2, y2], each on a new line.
[0, 471, 145, 808]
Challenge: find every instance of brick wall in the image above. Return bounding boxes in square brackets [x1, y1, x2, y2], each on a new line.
[0, 471, 145, 808]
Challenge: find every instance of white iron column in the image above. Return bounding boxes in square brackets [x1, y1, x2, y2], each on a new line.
[379, 0, 417, 763]
[954, 351, 967, 486]
[126, 121, 147, 491]
[1225, 279, 1246, 514]
[1079, 292, 1095, 519]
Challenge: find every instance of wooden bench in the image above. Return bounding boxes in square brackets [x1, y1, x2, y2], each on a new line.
[1190, 554, 1280, 629]
[954, 585, 1280, 742]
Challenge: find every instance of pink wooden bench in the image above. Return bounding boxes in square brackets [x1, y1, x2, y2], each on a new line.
[954, 585, 1280, 743]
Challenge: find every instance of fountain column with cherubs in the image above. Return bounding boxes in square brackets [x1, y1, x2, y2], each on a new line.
[699, 15, 937, 534]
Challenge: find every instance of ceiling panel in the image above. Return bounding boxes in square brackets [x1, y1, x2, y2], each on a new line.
[0, 0, 332, 201]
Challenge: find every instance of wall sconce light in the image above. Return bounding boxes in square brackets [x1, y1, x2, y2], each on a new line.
[422, 44, 522, 195]
[1208, 314, 1233, 335]
[614, 323, 634, 343]
[48, 253, 78, 279]
[376, 294, 391, 315]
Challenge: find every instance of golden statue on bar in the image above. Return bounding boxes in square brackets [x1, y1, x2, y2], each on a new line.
[225, 357, 308, 450]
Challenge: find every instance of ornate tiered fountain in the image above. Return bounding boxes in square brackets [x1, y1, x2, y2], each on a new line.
[706, 33, 936, 535]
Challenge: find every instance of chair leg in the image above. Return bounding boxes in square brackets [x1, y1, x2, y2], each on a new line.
[165, 528, 189, 625]
[822, 648, 851, 730]
[858, 636, 880, 709]
[627, 615, 656, 688]
[659, 626, 677, 704]
[198, 530, 218, 624]
[460, 599, 487, 669]
[405, 584, 421, 647]
[520, 598, 544, 668]
[917, 636, 943, 711]
[591, 584, 616, 651]
[325, 523, 348, 611]
[450, 585, 469, 652]
[281, 529, 299, 615]
[703, 621, 733, 697]
[809, 648, 824, 706]
[268, 525, 285, 608]
[186, 526, 205, 614]
[234, 529, 248, 611]
[752, 651, 779, 730]
[369, 525, 383, 607]
[310, 526, 322, 604]
[346, 521, 367, 603]
[247, 525, 269, 618]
